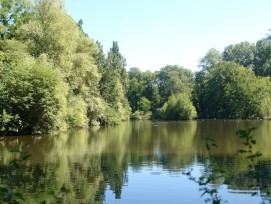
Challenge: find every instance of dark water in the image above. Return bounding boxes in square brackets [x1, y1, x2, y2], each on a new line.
[1, 120, 271, 203]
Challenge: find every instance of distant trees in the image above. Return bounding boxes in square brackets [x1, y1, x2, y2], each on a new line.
[253, 38, 271, 76]
[127, 65, 196, 120]
[218, 38, 271, 77]
[194, 62, 271, 119]
[194, 35, 271, 119]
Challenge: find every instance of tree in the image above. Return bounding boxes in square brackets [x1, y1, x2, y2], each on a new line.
[0, 0, 30, 40]
[198, 48, 222, 71]
[157, 65, 194, 105]
[139, 97, 151, 113]
[192, 70, 207, 114]
[157, 93, 196, 120]
[141, 71, 160, 111]
[253, 38, 271, 76]
[0, 42, 68, 135]
[222, 41, 255, 69]
[197, 61, 271, 119]
[127, 68, 160, 113]
[17, 0, 103, 126]
[99, 41, 131, 123]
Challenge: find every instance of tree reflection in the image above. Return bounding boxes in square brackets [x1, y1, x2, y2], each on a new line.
[0, 121, 271, 203]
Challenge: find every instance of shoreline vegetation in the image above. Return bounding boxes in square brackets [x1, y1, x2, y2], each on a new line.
[1, 0, 271, 136]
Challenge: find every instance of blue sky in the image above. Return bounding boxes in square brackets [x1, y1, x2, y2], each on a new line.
[65, 0, 271, 72]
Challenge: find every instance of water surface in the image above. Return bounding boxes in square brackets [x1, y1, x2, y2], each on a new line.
[0, 120, 271, 203]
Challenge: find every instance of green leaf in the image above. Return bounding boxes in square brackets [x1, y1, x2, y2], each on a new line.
[0, 187, 8, 193]
[21, 152, 31, 160]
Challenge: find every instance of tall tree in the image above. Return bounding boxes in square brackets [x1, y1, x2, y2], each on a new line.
[10, 0, 103, 127]
[253, 38, 271, 76]
[222, 41, 255, 69]
[157, 65, 194, 105]
[127, 68, 144, 112]
[198, 48, 222, 71]
[99, 41, 131, 123]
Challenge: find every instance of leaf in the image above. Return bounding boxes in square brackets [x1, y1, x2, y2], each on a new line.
[14, 192, 25, 201]
[0, 187, 8, 193]
[60, 185, 70, 193]
[0, 175, 8, 180]
[21, 152, 31, 160]
[238, 149, 247, 154]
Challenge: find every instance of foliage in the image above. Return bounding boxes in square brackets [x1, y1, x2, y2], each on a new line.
[196, 61, 271, 119]
[184, 134, 224, 204]
[98, 41, 131, 123]
[253, 38, 271, 77]
[139, 97, 151, 113]
[2, 0, 271, 135]
[127, 68, 160, 113]
[130, 111, 152, 120]
[0, 0, 134, 134]
[199, 48, 222, 71]
[0, 0, 31, 40]
[66, 96, 88, 128]
[157, 65, 194, 105]
[0, 48, 68, 135]
[236, 127, 262, 161]
[156, 93, 196, 120]
[222, 41, 255, 69]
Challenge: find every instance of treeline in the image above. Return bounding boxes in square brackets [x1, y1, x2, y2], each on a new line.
[0, 0, 130, 135]
[128, 40, 271, 120]
[1, 0, 271, 135]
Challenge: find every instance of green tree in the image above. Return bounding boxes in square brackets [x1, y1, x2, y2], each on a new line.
[253, 38, 271, 76]
[157, 93, 196, 120]
[127, 68, 160, 113]
[222, 41, 255, 69]
[99, 41, 131, 123]
[157, 65, 194, 105]
[0, 42, 68, 135]
[17, 0, 103, 126]
[127, 67, 144, 112]
[192, 70, 207, 114]
[0, 0, 30, 40]
[198, 62, 271, 119]
[199, 48, 222, 71]
[139, 97, 151, 113]
[142, 71, 160, 112]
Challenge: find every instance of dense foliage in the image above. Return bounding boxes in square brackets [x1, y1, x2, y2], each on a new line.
[0, 0, 130, 135]
[194, 62, 271, 119]
[127, 65, 196, 120]
[1, 0, 271, 135]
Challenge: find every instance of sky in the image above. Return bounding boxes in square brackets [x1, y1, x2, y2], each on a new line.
[65, 0, 271, 72]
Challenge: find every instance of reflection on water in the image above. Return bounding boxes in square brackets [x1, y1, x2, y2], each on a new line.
[0, 120, 271, 203]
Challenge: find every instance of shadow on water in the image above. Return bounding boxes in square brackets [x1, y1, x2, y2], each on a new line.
[0, 120, 271, 203]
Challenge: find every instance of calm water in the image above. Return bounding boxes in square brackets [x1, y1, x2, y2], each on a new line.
[1, 120, 271, 203]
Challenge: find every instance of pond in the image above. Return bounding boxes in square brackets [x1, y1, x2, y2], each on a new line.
[0, 120, 271, 203]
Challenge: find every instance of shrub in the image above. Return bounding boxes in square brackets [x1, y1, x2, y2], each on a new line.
[156, 93, 196, 120]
